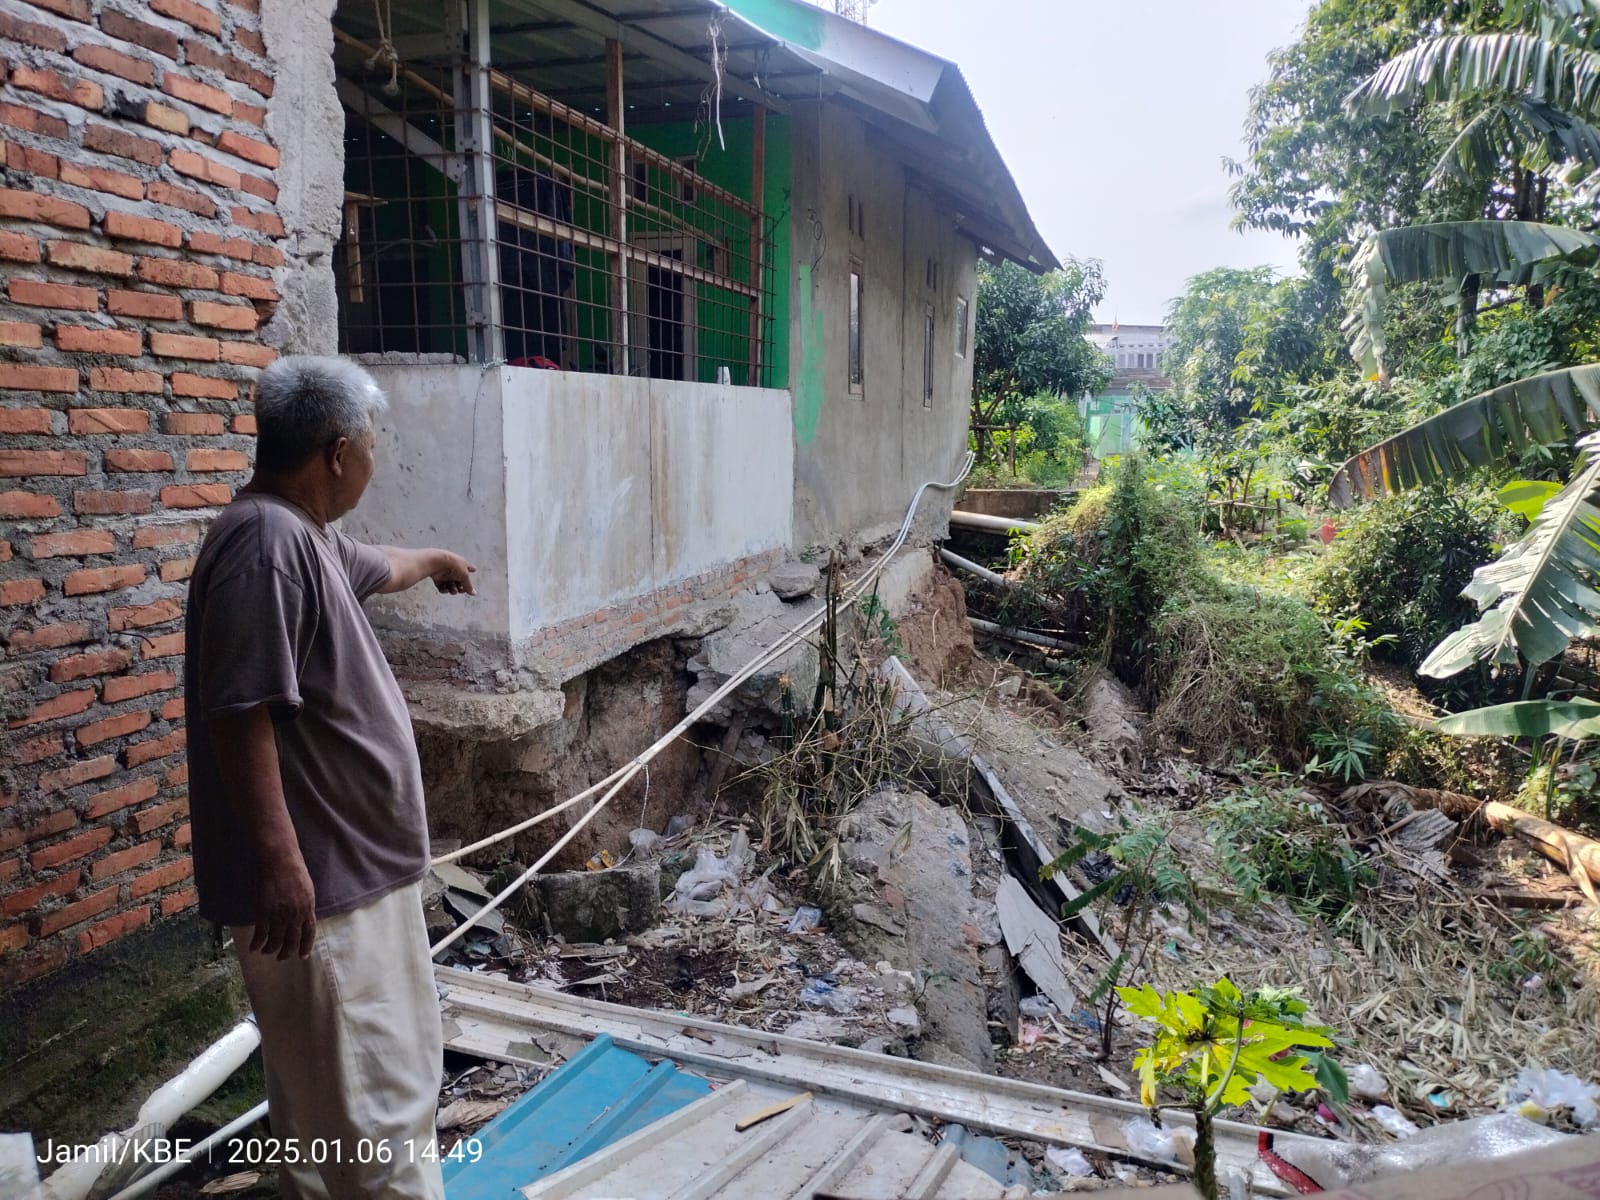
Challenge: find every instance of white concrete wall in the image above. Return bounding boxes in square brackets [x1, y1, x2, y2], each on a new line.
[345, 364, 511, 639]
[502, 370, 794, 635]
[346, 364, 795, 646]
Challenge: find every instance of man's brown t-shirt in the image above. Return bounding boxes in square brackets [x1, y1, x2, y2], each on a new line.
[184, 491, 429, 926]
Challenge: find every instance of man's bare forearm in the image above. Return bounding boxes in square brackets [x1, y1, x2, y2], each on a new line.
[376, 546, 476, 595]
[211, 705, 298, 864]
[210, 705, 317, 958]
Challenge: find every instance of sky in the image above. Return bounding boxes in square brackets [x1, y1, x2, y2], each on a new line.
[863, 0, 1315, 323]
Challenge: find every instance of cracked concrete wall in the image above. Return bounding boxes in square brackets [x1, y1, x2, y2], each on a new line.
[261, 0, 342, 353]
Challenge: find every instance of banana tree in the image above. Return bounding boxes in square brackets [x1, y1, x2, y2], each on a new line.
[1328, 0, 1600, 687]
[1342, 1, 1600, 360]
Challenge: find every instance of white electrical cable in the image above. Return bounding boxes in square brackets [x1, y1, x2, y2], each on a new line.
[97, 453, 975, 1200]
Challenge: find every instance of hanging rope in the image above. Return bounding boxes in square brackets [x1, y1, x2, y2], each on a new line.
[366, 0, 401, 96]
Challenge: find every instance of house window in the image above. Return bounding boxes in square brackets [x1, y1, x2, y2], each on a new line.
[848, 264, 864, 394]
[923, 306, 935, 407]
[955, 295, 968, 358]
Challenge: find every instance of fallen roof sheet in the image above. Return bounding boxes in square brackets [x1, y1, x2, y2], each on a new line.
[442, 1033, 713, 1199]
[436, 965, 1319, 1196]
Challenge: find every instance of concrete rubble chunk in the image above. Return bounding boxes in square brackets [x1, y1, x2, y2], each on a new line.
[526, 862, 662, 943]
[767, 561, 822, 600]
[685, 590, 822, 720]
[405, 681, 566, 741]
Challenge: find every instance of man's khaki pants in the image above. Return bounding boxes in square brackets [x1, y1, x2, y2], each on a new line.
[232, 880, 445, 1200]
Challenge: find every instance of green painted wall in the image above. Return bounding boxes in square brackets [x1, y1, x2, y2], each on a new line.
[343, 102, 791, 386]
[631, 114, 792, 389]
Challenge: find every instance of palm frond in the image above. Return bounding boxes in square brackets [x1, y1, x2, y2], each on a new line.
[1342, 222, 1600, 379]
[1420, 431, 1600, 676]
[1329, 365, 1600, 506]
[1347, 33, 1600, 123]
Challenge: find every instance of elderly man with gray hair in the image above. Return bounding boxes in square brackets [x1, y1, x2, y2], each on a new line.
[185, 356, 473, 1200]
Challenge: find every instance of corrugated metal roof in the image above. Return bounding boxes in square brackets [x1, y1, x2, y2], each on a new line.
[332, 0, 1058, 272]
[441, 1033, 714, 1199]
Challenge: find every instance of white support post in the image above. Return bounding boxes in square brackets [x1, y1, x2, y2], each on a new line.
[452, 0, 503, 364]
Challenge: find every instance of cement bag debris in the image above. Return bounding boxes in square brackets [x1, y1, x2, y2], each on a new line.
[1264, 1112, 1569, 1190]
[1505, 1067, 1600, 1130]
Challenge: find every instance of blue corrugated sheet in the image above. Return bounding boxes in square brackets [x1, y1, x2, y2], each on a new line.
[443, 1033, 714, 1200]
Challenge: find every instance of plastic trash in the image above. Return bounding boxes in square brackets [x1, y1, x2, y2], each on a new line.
[785, 905, 822, 934]
[1121, 1116, 1177, 1161]
[1505, 1066, 1600, 1130]
[1045, 1146, 1095, 1178]
[1346, 1063, 1387, 1101]
[1371, 1105, 1420, 1138]
[798, 978, 860, 1012]
[627, 828, 663, 856]
[1018, 995, 1058, 1019]
[1265, 1113, 1567, 1190]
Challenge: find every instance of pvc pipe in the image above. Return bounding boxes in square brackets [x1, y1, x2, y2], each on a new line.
[939, 548, 1010, 589]
[42, 1019, 261, 1200]
[969, 618, 1081, 654]
[106, 1101, 269, 1200]
[948, 510, 1040, 535]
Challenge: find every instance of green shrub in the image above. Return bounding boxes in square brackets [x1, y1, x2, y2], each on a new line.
[1204, 784, 1375, 921]
[1312, 485, 1513, 706]
[1007, 456, 1204, 673]
[1008, 458, 1397, 769]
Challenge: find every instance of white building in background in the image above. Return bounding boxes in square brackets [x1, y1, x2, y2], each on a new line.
[1081, 323, 1173, 460]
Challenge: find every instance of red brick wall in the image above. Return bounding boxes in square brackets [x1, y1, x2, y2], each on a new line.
[0, 0, 286, 989]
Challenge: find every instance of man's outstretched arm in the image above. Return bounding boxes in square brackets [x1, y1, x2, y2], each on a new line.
[375, 547, 476, 595]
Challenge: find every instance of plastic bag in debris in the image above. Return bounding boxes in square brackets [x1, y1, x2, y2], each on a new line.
[1121, 1117, 1177, 1162]
[1266, 1113, 1568, 1190]
[1045, 1146, 1094, 1178]
[1371, 1105, 1420, 1138]
[799, 978, 861, 1012]
[628, 828, 663, 857]
[1505, 1066, 1600, 1130]
[786, 905, 822, 934]
[1018, 995, 1058, 1019]
[1347, 1062, 1387, 1101]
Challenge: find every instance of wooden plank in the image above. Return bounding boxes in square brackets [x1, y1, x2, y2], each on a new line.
[606, 37, 630, 375]
[488, 69, 759, 218]
[734, 1090, 811, 1131]
[495, 205, 758, 298]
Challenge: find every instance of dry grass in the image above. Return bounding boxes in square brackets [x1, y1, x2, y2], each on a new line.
[1149, 884, 1600, 1125]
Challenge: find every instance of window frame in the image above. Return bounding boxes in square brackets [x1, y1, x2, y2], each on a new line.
[954, 294, 968, 359]
[848, 261, 865, 396]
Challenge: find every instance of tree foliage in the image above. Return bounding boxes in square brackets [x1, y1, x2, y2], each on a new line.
[971, 259, 1109, 462]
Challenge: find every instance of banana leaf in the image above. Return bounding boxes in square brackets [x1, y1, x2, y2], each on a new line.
[1343, 222, 1600, 380]
[1346, 32, 1600, 123]
[1420, 431, 1600, 676]
[1328, 364, 1600, 507]
[1436, 697, 1600, 738]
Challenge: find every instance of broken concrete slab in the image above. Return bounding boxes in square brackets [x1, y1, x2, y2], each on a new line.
[525, 863, 662, 943]
[1081, 671, 1143, 766]
[839, 790, 995, 1073]
[766, 561, 822, 600]
[685, 590, 823, 720]
[406, 681, 566, 741]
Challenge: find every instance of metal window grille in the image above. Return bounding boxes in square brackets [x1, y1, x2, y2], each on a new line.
[334, 24, 778, 387]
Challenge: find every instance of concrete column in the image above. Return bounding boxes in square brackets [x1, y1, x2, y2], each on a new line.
[261, 0, 345, 354]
